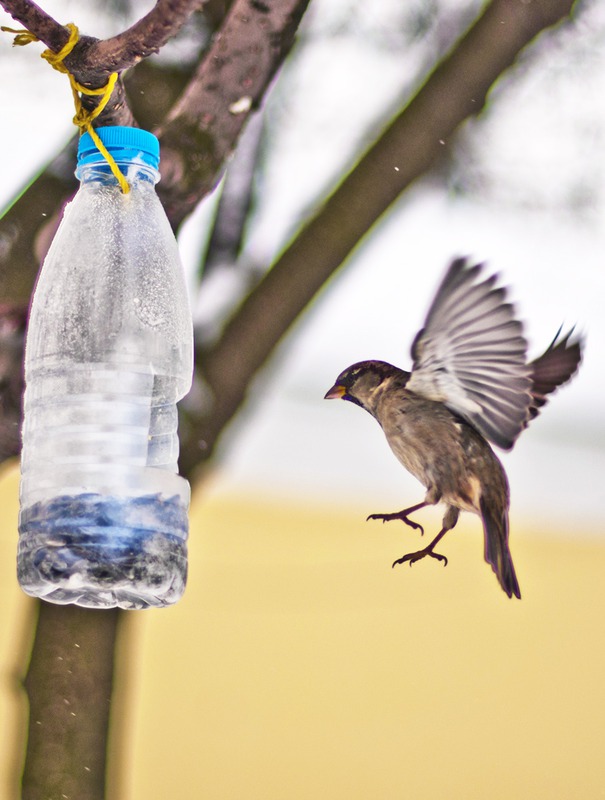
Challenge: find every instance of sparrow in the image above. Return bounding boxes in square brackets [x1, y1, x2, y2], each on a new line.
[324, 258, 582, 598]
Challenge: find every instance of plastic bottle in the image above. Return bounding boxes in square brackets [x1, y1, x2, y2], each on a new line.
[17, 126, 193, 609]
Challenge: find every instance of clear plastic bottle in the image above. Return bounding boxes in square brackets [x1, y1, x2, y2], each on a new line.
[18, 127, 193, 609]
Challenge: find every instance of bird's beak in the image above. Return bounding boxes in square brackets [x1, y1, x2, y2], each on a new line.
[324, 383, 346, 400]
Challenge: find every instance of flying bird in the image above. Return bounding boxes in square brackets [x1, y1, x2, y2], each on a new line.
[324, 258, 582, 598]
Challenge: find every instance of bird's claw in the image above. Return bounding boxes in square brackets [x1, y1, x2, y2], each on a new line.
[366, 511, 424, 536]
[392, 548, 448, 569]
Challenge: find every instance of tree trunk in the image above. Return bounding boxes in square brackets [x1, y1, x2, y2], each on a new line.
[21, 604, 120, 800]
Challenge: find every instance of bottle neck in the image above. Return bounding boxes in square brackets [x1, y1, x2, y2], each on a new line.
[76, 160, 159, 188]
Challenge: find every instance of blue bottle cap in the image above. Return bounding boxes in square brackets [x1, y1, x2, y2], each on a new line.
[77, 126, 160, 170]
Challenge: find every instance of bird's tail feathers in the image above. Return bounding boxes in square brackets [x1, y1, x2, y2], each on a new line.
[527, 326, 582, 423]
[480, 496, 521, 599]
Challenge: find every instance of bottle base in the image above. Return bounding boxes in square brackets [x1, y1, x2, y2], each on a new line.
[18, 492, 188, 610]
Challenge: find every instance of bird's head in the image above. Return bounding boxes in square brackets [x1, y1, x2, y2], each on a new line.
[324, 360, 408, 415]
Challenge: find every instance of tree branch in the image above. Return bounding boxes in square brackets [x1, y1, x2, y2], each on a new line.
[21, 604, 120, 800]
[0, 304, 26, 461]
[178, 0, 579, 476]
[0, 0, 204, 135]
[87, 0, 205, 72]
[0, 0, 70, 51]
[201, 108, 265, 279]
[1, 0, 205, 73]
[156, 0, 312, 226]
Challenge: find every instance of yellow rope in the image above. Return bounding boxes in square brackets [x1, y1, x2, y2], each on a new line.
[1, 22, 130, 193]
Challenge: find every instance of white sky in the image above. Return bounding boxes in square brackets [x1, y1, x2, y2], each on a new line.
[1, 0, 603, 533]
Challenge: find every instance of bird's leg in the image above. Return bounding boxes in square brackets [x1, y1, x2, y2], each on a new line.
[367, 501, 428, 536]
[392, 527, 449, 568]
[392, 506, 459, 569]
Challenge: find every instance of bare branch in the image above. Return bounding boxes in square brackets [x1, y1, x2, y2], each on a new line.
[0, 0, 204, 131]
[0, 304, 26, 461]
[156, 0, 311, 226]
[202, 108, 265, 279]
[21, 604, 120, 800]
[0, 0, 70, 51]
[1, 0, 205, 74]
[0, 0, 133, 126]
[87, 0, 205, 72]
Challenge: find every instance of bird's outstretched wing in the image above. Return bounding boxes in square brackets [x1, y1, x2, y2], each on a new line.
[406, 258, 532, 450]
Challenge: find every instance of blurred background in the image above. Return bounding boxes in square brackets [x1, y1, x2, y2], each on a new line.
[1, 0, 604, 798]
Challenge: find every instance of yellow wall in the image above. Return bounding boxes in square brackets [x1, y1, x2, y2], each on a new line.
[2, 463, 605, 799]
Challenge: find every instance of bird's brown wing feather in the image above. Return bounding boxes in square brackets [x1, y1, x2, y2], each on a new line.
[407, 258, 532, 450]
